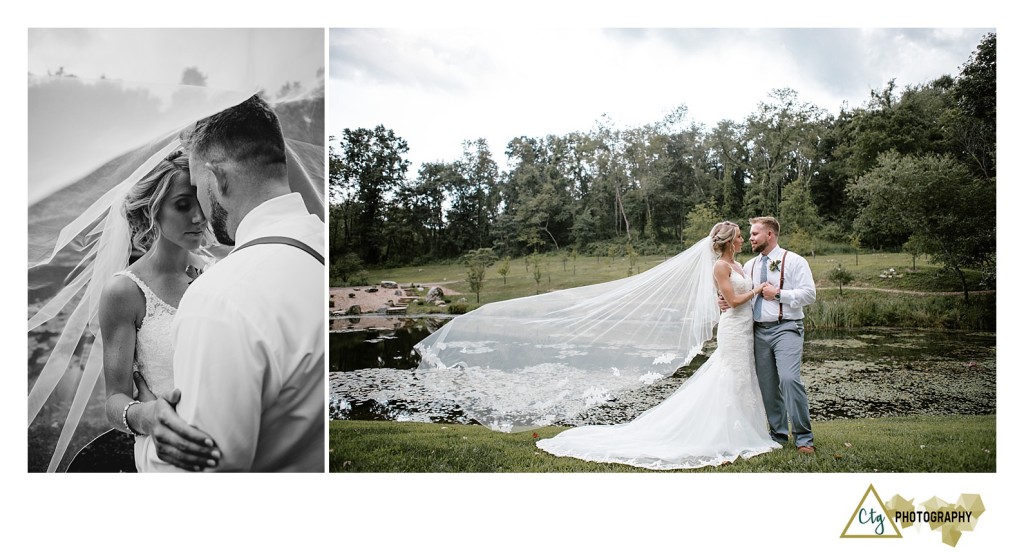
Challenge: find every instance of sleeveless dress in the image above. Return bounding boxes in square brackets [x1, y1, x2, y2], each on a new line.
[536, 268, 781, 469]
[113, 270, 177, 470]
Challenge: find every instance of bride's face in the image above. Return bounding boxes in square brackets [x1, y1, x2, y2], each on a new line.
[731, 231, 744, 254]
[155, 172, 207, 251]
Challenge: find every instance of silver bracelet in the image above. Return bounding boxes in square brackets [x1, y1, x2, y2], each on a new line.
[122, 400, 141, 436]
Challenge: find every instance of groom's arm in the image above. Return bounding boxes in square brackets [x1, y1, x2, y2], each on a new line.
[139, 296, 263, 472]
[779, 256, 816, 308]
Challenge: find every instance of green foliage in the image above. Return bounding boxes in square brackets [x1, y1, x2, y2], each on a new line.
[331, 126, 410, 266]
[683, 200, 722, 245]
[326, 34, 995, 288]
[447, 302, 473, 315]
[850, 152, 995, 301]
[497, 256, 511, 285]
[330, 252, 368, 285]
[463, 248, 497, 303]
[779, 179, 821, 233]
[902, 234, 928, 270]
[805, 289, 994, 331]
[827, 264, 854, 296]
[785, 227, 815, 257]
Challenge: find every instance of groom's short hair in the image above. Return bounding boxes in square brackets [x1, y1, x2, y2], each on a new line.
[187, 94, 287, 177]
[749, 216, 780, 235]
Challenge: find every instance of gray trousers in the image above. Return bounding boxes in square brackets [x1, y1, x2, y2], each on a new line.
[753, 319, 814, 447]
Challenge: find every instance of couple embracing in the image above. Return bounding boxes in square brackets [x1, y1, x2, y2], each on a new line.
[536, 217, 816, 469]
[97, 95, 325, 472]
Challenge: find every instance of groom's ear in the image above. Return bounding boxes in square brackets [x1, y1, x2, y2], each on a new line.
[205, 162, 230, 196]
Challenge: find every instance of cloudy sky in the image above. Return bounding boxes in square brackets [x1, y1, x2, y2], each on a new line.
[28, 29, 324, 202]
[330, 28, 992, 175]
[29, 28, 324, 94]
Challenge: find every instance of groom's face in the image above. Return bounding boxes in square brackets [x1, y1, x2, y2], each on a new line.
[749, 223, 769, 253]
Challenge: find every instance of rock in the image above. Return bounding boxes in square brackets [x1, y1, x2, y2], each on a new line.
[425, 286, 445, 302]
[346, 305, 361, 315]
[434, 300, 446, 307]
[348, 293, 356, 298]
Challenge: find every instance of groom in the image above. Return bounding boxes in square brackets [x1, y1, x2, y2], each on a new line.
[738, 217, 817, 454]
[138, 95, 325, 471]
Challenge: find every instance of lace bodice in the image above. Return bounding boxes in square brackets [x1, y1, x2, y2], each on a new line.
[114, 270, 176, 398]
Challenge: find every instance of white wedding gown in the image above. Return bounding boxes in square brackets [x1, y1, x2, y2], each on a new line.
[536, 268, 781, 469]
[114, 270, 177, 471]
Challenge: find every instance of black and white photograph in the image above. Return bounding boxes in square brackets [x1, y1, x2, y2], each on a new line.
[27, 28, 326, 472]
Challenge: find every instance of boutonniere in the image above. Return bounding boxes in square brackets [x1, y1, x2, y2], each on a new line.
[768, 259, 782, 272]
[185, 264, 204, 285]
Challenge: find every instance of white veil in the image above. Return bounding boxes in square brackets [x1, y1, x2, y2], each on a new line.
[27, 29, 325, 472]
[414, 236, 721, 431]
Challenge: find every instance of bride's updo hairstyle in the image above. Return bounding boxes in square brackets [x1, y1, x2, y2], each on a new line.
[709, 221, 740, 258]
[123, 150, 190, 252]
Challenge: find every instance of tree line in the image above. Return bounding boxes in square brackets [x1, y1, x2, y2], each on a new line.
[329, 33, 994, 299]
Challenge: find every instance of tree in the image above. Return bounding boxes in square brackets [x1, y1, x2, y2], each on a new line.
[828, 264, 854, 296]
[497, 256, 511, 285]
[180, 67, 207, 86]
[949, 32, 996, 179]
[902, 234, 927, 270]
[463, 248, 497, 303]
[333, 126, 410, 265]
[683, 200, 723, 245]
[851, 152, 995, 302]
[448, 139, 498, 253]
[532, 257, 543, 293]
[779, 178, 822, 235]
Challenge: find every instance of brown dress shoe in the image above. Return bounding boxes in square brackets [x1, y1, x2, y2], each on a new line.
[797, 446, 815, 454]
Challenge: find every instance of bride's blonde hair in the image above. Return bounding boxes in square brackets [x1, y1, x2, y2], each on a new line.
[709, 221, 740, 257]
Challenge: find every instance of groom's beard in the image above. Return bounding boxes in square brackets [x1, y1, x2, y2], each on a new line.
[207, 188, 235, 246]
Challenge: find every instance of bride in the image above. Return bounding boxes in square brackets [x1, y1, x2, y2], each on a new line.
[415, 221, 782, 469]
[536, 222, 781, 469]
[97, 150, 221, 472]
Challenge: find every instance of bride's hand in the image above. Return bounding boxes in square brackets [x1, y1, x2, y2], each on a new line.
[133, 373, 222, 471]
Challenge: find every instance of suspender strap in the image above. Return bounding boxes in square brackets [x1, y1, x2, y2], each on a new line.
[232, 236, 325, 265]
[778, 250, 788, 321]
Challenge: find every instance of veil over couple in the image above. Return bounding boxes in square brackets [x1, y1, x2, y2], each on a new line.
[31, 95, 325, 472]
[415, 217, 816, 470]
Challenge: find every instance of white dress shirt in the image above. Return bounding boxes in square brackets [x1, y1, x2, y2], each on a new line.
[140, 192, 325, 472]
[743, 245, 816, 323]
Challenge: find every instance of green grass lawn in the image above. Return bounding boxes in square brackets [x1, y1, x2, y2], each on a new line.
[348, 251, 988, 308]
[330, 415, 995, 473]
[342, 251, 994, 329]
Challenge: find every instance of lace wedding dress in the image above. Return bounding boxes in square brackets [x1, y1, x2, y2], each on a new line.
[536, 268, 781, 469]
[113, 270, 177, 470]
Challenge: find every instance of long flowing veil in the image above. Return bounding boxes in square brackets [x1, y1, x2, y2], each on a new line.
[27, 29, 325, 472]
[414, 236, 721, 431]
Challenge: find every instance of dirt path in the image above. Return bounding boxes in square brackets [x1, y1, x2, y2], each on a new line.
[817, 286, 995, 296]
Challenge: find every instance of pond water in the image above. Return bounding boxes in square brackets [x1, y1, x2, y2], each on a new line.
[329, 315, 995, 427]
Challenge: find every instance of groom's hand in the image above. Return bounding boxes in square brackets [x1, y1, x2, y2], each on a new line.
[717, 294, 731, 312]
[150, 391, 223, 472]
[134, 373, 222, 471]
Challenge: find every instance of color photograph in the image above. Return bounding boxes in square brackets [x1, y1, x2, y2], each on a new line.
[327, 28, 996, 473]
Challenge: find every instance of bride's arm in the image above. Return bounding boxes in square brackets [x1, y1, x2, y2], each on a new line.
[714, 261, 765, 308]
[99, 277, 220, 471]
[99, 276, 146, 435]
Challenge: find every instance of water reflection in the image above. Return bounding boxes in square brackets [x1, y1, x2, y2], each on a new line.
[330, 319, 995, 427]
